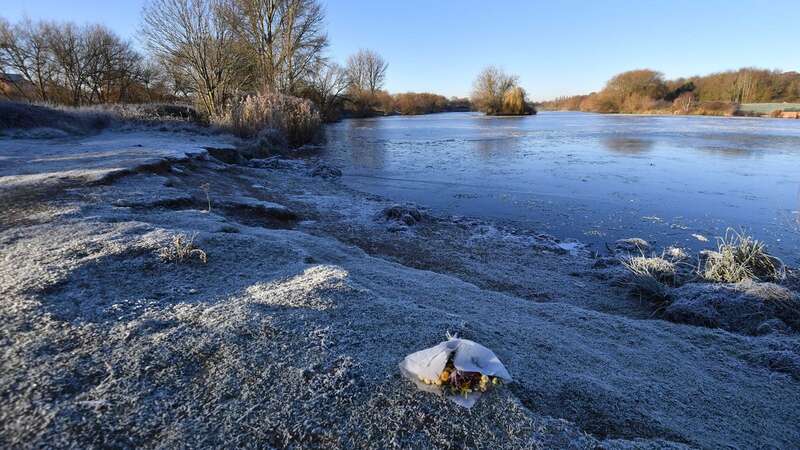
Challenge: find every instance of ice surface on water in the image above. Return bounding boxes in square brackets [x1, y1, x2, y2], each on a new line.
[319, 112, 800, 262]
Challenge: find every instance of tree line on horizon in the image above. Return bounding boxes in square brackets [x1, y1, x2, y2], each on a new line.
[0, 2, 473, 125]
[0, 0, 588, 146]
[541, 68, 800, 115]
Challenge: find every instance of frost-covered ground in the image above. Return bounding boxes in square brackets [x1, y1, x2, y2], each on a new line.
[1, 125, 799, 449]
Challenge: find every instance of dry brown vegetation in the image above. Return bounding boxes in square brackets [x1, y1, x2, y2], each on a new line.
[541, 68, 800, 116]
[617, 229, 790, 315]
[158, 233, 208, 264]
[471, 66, 535, 116]
[393, 92, 462, 115]
[620, 254, 677, 305]
[217, 90, 321, 147]
[502, 87, 528, 115]
[702, 229, 785, 283]
[393, 92, 447, 115]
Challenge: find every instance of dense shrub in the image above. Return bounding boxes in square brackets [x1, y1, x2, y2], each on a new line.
[693, 101, 739, 116]
[605, 70, 668, 106]
[579, 93, 618, 113]
[343, 89, 394, 117]
[393, 92, 449, 115]
[218, 91, 321, 148]
[545, 94, 588, 111]
[374, 90, 395, 115]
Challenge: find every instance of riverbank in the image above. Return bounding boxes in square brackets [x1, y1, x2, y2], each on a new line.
[1, 116, 800, 448]
[537, 107, 797, 119]
[539, 104, 800, 119]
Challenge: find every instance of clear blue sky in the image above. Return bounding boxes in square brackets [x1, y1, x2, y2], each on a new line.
[5, 0, 799, 100]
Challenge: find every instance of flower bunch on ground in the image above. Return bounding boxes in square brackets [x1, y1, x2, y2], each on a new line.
[417, 354, 503, 398]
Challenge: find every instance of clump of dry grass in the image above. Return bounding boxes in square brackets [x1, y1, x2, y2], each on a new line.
[624, 255, 677, 283]
[217, 91, 321, 148]
[620, 254, 678, 305]
[702, 229, 784, 283]
[158, 233, 208, 264]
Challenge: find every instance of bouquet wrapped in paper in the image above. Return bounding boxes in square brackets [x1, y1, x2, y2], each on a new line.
[399, 337, 512, 408]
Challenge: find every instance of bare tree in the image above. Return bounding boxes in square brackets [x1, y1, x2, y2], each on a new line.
[732, 70, 756, 103]
[344, 49, 388, 115]
[139, 58, 171, 101]
[277, 0, 327, 93]
[1, 17, 170, 105]
[673, 91, 695, 114]
[142, 0, 249, 117]
[223, 0, 328, 94]
[83, 25, 142, 103]
[0, 18, 55, 101]
[305, 61, 347, 120]
[346, 48, 387, 95]
[46, 22, 93, 105]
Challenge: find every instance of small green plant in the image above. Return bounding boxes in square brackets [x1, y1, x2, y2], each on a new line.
[702, 229, 784, 283]
[159, 233, 208, 264]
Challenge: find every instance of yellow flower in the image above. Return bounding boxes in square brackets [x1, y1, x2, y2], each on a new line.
[439, 370, 450, 382]
[477, 375, 488, 392]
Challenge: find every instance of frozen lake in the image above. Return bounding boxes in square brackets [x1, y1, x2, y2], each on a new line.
[318, 112, 800, 263]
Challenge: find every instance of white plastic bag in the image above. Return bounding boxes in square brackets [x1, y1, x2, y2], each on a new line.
[399, 338, 512, 408]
